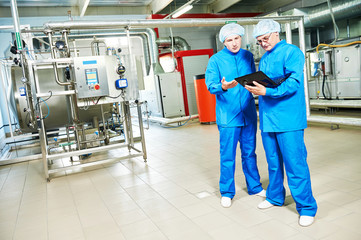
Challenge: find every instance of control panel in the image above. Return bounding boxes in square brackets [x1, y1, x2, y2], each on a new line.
[74, 55, 117, 99]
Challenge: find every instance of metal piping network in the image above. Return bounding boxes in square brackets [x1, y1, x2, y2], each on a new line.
[45, 31, 72, 86]
[42, 16, 361, 127]
[71, 28, 161, 74]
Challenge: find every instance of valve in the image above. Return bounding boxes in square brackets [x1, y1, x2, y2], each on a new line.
[55, 40, 66, 51]
[117, 64, 126, 75]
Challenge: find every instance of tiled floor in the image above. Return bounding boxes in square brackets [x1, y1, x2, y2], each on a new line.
[1, 121, 361, 240]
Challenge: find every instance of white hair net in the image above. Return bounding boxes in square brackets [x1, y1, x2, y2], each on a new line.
[253, 19, 281, 38]
[219, 23, 245, 43]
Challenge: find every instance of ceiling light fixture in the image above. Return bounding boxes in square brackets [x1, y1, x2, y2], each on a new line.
[172, 4, 193, 18]
[164, 0, 198, 19]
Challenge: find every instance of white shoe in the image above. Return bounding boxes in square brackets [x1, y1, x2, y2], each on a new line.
[299, 216, 314, 227]
[257, 200, 274, 209]
[255, 189, 266, 197]
[221, 197, 232, 208]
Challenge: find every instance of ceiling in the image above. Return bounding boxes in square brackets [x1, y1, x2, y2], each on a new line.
[0, 0, 302, 16]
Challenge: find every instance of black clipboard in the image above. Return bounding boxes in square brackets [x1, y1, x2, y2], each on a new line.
[235, 71, 291, 88]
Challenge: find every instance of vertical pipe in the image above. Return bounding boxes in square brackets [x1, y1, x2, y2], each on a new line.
[285, 22, 292, 44]
[10, 0, 27, 80]
[298, 18, 310, 117]
[62, 30, 71, 57]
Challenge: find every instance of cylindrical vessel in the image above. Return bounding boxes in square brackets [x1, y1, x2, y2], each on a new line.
[193, 74, 216, 124]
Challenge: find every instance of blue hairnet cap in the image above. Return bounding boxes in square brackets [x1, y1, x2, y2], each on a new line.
[253, 19, 281, 38]
[219, 23, 245, 43]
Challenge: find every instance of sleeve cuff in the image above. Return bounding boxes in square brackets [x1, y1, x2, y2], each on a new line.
[217, 84, 227, 93]
[265, 87, 276, 96]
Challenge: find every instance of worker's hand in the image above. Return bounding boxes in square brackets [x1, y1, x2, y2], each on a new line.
[244, 81, 266, 96]
[221, 77, 238, 90]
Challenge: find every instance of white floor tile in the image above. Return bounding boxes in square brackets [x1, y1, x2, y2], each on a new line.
[0, 122, 361, 240]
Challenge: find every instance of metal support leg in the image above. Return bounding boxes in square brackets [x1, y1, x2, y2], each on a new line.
[127, 103, 134, 148]
[120, 101, 130, 146]
[137, 101, 147, 162]
[39, 127, 49, 181]
[122, 101, 134, 151]
[66, 126, 73, 162]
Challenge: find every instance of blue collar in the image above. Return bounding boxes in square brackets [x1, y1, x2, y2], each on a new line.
[223, 47, 239, 55]
[268, 40, 286, 53]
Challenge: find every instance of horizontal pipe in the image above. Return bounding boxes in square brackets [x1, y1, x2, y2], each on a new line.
[43, 16, 303, 30]
[37, 90, 76, 98]
[149, 114, 199, 125]
[307, 115, 361, 127]
[310, 99, 361, 108]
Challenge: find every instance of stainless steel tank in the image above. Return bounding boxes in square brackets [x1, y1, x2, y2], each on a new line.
[11, 66, 111, 133]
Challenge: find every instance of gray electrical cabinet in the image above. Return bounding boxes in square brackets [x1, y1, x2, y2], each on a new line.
[307, 44, 361, 99]
[156, 72, 185, 118]
[334, 45, 361, 98]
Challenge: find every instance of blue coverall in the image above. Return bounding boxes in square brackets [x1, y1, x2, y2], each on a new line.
[205, 47, 263, 199]
[259, 40, 317, 217]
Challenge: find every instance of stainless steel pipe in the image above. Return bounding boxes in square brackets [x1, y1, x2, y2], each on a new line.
[43, 17, 303, 30]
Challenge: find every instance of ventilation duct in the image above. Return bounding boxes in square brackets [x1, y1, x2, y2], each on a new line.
[281, 0, 361, 28]
[156, 36, 191, 51]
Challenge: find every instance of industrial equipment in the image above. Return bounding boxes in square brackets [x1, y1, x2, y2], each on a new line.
[1, 24, 148, 180]
[307, 39, 361, 100]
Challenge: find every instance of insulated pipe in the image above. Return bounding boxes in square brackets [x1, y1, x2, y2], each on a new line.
[298, 18, 311, 117]
[10, 0, 23, 51]
[302, 0, 361, 28]
[156, 36, 191, 51]
[10, 0, 26, 77]
[285, 22, 292, 44]
[43, 17, 302, 30]
[280, 0, 361, 28]
[62, 30, 71, 57]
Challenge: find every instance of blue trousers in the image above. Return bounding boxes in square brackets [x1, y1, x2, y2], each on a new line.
[261, 130, 318, 216]
[218, 124, 263, 199]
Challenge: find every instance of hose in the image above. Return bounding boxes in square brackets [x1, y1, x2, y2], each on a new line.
[316, 41, 361, 53]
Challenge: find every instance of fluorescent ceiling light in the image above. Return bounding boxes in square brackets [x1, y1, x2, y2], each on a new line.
[172, 4, 193, 18]
[80, 0, 90, 17]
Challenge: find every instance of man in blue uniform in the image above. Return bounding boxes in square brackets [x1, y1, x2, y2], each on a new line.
[205, 23, 265, 208]
[245, 19, 317, 227]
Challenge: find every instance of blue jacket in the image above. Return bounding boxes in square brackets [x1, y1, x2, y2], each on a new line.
[259, 40, 307, 132]
[205, 47, 257, 127]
